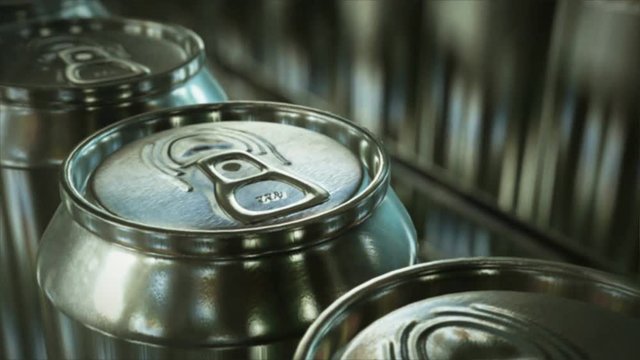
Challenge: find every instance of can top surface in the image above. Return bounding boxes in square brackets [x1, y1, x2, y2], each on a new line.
[340, 291, 638, 360]
[294, 258, 640, 360]
[62, 102, 389, 257]
[89, 121, 362, 230]
[0, 17, 205, 104]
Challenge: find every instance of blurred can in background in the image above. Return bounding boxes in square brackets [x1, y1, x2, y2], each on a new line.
[37, 102, 417, 359]
[0, 17, 226, 359]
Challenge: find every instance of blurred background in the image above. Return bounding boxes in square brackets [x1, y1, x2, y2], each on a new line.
[3, 0, 639, 276]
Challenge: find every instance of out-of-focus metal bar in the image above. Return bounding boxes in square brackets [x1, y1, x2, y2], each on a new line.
[0, 167, 57, 360]
[521, 0, 639, 271]
[391, 158, 618, 272]
[411, 0, 556, 204]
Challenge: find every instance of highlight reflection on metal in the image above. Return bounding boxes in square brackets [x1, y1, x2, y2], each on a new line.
[37, 102, 417, 359]
[294, 258, 640, 360]
[0, 17, 226, 360]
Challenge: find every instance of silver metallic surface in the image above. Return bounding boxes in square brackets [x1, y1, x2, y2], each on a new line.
[0, 17, 226, 360]
[37, 102, 417, 359]
[294, 257, 640, 359]
[91, 122, 361, 228]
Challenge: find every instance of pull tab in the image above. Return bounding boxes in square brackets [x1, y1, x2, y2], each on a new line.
[196, 151, 329, 224]
[58, 46, 150, 84]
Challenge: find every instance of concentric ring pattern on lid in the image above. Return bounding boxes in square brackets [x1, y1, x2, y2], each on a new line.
[341, 291, 637, 359]
[294, 258, 640, 360]
[0, 17, 205, 103]
[88, 121, 363, 229]
[61, 102, 390, 257]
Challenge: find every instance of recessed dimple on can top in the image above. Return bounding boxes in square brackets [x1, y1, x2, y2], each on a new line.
[89, 121, 363, 230]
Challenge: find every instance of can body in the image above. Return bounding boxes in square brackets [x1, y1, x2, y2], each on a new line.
[40, 191, 414, 359]
[36, 102, 417, 359]
[0, 29, 226, 360]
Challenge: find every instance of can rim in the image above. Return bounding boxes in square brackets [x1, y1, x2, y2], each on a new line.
[61, 101, 390, 257]
[0, 16, 206, 105]
[293, 257, 640, 360]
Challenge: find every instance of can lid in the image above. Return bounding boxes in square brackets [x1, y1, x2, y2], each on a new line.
[294, 258, 640, 360]
[340, 291, 637, 359]
[62, 102, 389, 257]
[88, 121, 362, 229]
[0, 17, 205, 104]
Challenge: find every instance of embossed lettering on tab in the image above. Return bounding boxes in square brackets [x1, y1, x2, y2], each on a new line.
[256, 191, 288, 204]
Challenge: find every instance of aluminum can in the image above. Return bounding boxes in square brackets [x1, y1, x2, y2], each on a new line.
[295, 257, 640, 359]
[0, 17, 226, 359]
[37, 102, 417, 359]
